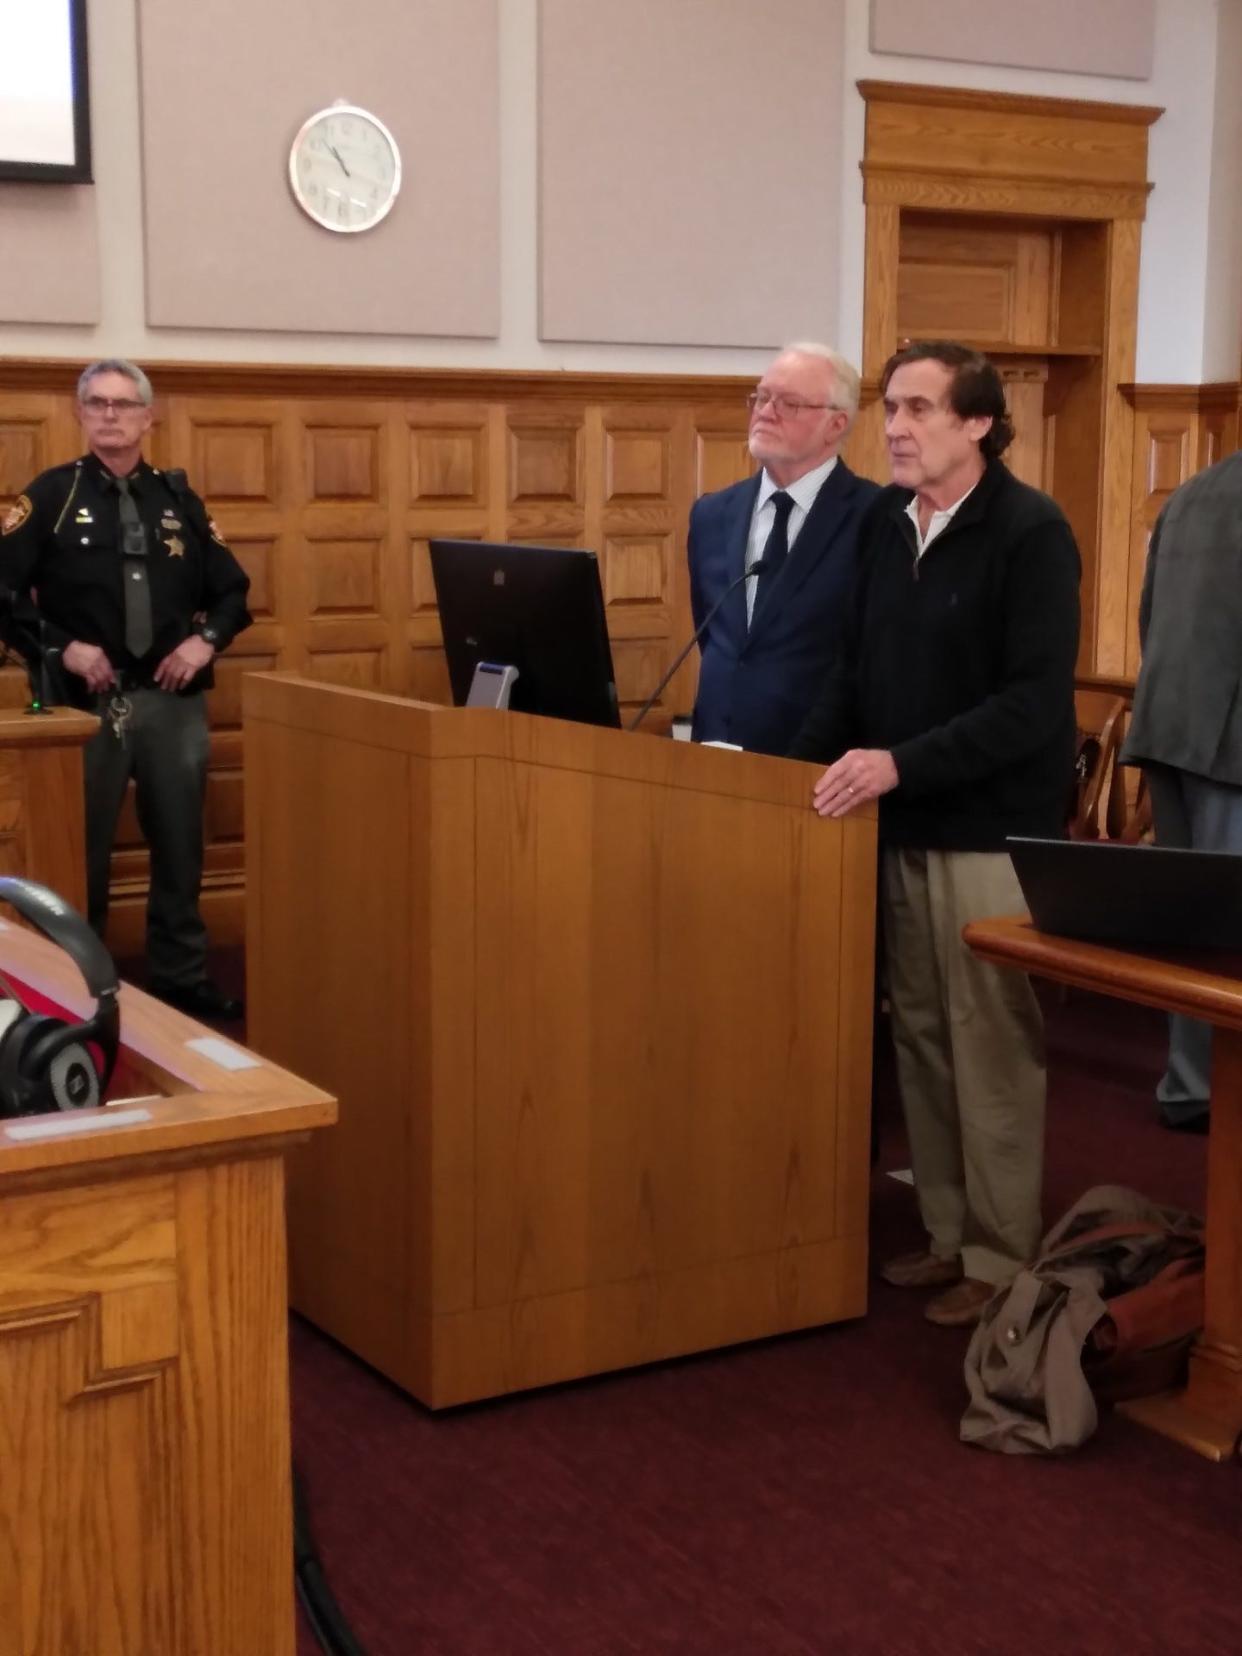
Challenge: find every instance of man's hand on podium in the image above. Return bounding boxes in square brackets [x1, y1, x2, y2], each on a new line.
[811, 748, 898, 817]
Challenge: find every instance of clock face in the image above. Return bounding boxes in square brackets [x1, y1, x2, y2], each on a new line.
[289, 103, 401, 233]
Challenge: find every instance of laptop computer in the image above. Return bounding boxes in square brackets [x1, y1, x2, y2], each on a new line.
[1007, 836, 1242, 952]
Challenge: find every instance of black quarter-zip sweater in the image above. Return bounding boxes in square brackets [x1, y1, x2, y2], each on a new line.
[788, 458, 1081, 851]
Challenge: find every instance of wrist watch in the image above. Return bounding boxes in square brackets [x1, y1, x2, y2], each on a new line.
[194, 623, 221, 647]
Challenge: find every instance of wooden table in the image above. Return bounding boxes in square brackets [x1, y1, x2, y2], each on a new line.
[964, 915, 1242, 1462]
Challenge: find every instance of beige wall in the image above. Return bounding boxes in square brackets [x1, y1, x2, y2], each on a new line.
[138, 0, 499, 337]
[870, 0, 1156, 81]
[1203, 0, 1242, 377]
[0, 178, 97, 324]
[538, 0, 843, 349]
[0, 0, 1238, 380]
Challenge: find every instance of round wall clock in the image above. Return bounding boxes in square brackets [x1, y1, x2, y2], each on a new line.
[288, 101, 402, 233]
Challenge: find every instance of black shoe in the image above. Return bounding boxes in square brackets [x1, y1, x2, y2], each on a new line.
[1159, 1111, 1209, 1135]
[149, 978, 244, 1021]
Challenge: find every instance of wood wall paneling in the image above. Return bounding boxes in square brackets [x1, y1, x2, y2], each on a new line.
[10, 360, 1231, 954]
[1198, 385, 1241, 474]
[897, 215, 1055, 348]
[993, 362, 1052, 491]
[193, 421, 279, 505]
[859, 80, 1160, 219]
[409, 421, 489, 508]
[1092, 218, 1142, 677]
[1043, 353, 1103, 659]
[0, 396, 79, 503]
[230, 534, 279, 620]
[694, 425, 753, 500]
[405, 398, 493, 704]
[1118, 384, 1242, 680]
[508, 414, 583, 504]
[0, 415, 54, 500]
[0, 366, 755, 952]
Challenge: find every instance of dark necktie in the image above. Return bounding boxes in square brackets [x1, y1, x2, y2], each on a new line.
[752, 490, 795, 622]
[116, 475, 153, 659]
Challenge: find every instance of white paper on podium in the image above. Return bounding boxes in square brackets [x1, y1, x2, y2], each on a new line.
[185, 1036, 261, 1071]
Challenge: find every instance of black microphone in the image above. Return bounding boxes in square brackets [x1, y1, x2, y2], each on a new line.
[628, 557, 768, 733]
[0, 589, 57, 715]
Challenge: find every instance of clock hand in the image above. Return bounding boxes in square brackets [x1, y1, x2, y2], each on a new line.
[327, 143, 351, 178]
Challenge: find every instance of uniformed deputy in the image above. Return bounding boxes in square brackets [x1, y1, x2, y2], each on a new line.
[0, 359, 251, 1021]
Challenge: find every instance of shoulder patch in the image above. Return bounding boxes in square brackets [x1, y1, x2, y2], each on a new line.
[208, 517, 227, 546]
[2, 494, 32, 535]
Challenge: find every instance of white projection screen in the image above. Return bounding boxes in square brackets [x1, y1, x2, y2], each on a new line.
[0, 0, 91, 181]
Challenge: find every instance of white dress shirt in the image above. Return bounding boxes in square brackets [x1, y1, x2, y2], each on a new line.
[745, 456, 839, 625]
[904, 481, 979, 557]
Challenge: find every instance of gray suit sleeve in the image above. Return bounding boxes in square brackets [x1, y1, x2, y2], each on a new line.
[1136, 509, 1165, 654]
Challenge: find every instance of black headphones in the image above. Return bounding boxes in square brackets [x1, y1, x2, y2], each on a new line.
[0, 877, 121, 1118]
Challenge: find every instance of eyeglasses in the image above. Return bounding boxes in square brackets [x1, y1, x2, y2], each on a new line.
[81, 395, 147, 415]
[747, 390, 842, 418]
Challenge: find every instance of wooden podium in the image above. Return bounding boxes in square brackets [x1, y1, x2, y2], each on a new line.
[0, 917, 335, 1655]
[244, 674, 878, 1408]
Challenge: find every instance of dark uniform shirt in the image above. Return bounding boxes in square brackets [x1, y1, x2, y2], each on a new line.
[0, 453, 251, 707]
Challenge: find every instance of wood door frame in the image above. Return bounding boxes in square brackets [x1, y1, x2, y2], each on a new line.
[857, 80, 1162, 674]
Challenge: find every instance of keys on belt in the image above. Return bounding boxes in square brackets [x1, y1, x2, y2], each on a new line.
[105, 692, 133, 746]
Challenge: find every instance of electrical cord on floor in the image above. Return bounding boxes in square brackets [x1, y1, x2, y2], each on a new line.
[294, 1464, 368, 1656]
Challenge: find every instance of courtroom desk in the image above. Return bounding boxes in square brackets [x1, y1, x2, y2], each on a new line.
[0, 916, 336, 1656]
[0, 703, 97, 910]
[965, 914, 1242, 1462]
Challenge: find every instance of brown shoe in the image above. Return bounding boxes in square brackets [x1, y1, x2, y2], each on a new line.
[924, 1277, 995, 1328]
[880, 1249, 963, 1290]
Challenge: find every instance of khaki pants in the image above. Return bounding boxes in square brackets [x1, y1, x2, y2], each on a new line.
[881, 847, 1045, 1286]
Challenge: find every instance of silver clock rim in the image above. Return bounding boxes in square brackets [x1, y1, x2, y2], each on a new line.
[287, 100, 402, 234]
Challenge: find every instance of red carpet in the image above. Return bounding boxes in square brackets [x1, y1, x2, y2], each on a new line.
[284, 989, 1239, 1655]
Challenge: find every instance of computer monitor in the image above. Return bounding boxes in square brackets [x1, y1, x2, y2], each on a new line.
[428, 539, 621, 728]
[0, 2, 92, 184]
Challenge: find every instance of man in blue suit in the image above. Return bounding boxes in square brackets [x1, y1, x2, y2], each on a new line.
[688, 342, 879, 756]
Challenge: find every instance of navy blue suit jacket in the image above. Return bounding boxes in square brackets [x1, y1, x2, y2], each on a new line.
[688, 461, 880, 756]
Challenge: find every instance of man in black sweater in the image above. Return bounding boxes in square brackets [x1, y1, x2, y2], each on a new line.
[790, 341, 1080, 1327]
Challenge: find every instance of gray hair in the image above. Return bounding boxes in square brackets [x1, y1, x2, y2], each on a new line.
[782, 341, 861, 426]
[77, 358, 154, 406]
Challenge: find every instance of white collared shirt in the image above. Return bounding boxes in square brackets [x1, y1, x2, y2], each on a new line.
[904, 481, 979, 558]
[745, 456, 839, 624]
